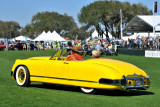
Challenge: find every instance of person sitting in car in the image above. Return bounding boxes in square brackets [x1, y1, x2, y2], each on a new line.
[92, 50, 100, 58]
[66, 46, 83, 61]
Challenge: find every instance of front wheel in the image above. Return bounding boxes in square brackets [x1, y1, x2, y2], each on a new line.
[16, 66, 30, 87]
[80, 87, 96, 94]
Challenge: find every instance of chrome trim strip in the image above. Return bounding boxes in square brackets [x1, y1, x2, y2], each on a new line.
[124, 76, 150, 80]
[127, 85, 150, 88]
[127, 73, 142, 77]
[30, 75, 98, 83]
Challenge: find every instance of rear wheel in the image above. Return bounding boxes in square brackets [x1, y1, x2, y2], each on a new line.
[16, 66, 30, 87]
[80, 87, 96, 94]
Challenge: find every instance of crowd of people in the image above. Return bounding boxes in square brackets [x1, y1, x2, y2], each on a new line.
[0, 39, 118, 57]
[119, 37, 160, 50]
[0, 36, 159, 52]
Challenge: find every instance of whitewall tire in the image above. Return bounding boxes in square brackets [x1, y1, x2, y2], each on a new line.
[80, 87, 96, 94]
[16, 66, 30, 87]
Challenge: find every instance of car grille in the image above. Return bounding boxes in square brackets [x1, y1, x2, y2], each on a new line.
[121, 75, 150, 90]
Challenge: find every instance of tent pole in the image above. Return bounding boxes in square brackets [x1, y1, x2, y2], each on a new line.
[120, 9, 123, 39]
[153, 3, 154, 39]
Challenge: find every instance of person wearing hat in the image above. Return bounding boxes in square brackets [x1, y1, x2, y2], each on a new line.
[66, 46, 83, 61]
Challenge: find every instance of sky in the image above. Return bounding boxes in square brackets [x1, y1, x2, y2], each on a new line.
[0, 0, 159, 27]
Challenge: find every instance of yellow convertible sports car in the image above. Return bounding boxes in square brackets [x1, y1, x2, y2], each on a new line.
[11, 49, 150, 94]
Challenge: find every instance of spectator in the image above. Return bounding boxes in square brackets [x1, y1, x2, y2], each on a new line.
[57, 42, 61, 50]
[95, 43, 101, 50]
[68, 41, 72, 48]
[27, 42, 30, 50]
[23, 43, 27, 50]
[5, 41, 8, 51]
[38, 43, 42, 50]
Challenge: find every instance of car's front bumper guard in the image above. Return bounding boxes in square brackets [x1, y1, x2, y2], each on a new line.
[121, 75, 150, 90]
[11, 71, 15, 80]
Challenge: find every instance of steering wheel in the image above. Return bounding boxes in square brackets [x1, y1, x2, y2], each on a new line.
[57, 57, 61, 60]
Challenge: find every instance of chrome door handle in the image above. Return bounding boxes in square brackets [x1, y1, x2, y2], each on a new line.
[64, 62, 69, 64]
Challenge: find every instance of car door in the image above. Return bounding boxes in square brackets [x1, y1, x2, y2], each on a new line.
[45, 60, 69, 85]
[67, 61, 99, 87]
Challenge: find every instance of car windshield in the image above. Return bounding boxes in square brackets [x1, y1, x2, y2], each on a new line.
[51, 49, 86, 60]
[53, 49, 70, 57]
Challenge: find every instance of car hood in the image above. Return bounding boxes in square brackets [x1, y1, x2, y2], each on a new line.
[85, 58, 147, 77]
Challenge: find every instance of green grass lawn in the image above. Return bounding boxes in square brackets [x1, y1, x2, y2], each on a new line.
[0, 50, 160, 107]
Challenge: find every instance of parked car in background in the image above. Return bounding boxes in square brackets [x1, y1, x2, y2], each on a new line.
[0, 44, 6, 51]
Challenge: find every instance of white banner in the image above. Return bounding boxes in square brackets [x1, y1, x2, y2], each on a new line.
[145, 50, 160, 58]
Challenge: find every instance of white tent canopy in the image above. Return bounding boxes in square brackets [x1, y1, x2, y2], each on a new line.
[46, 31, 52, 37]
[123, 15, 160, 33]
[51, 30, 66, 41]
[15, 36, 32, 41]
[86, 30, 112, 41]
[34, 31, 47, 41]
[103, 31, 112, 39]
[91, 30, 100, 39]
[34, 30, 66, 42]
[138, 15, 160, 31]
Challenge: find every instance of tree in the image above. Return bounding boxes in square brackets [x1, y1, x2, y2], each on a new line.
[78, 0, 152, 39]
[0, 21, 21, 38]
[22, 11, 78, 38]
[21, 24, 35, 39]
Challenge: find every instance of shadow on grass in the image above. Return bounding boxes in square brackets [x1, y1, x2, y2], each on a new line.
[29, 83, 80, 93]
[95, 89, 154, 96]
[29, 83, 154, 96]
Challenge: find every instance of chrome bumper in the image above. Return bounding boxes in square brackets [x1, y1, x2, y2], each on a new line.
[121, 75, 150, 90]
[11, 71, 15, 80]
